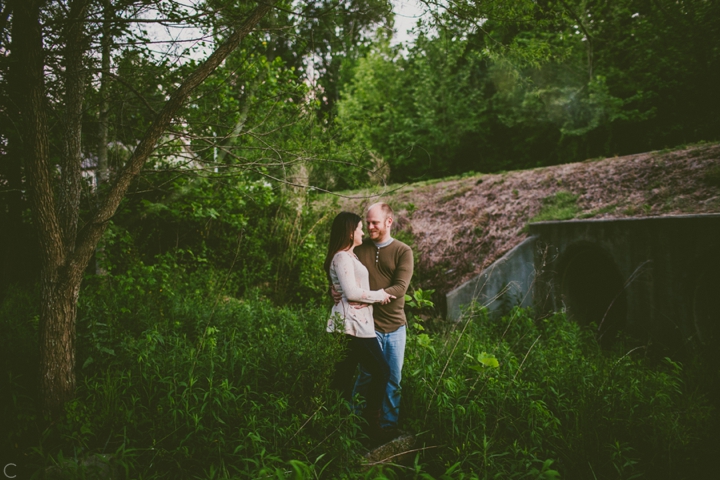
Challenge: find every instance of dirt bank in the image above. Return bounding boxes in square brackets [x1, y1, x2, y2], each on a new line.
[333, 143, 720, 295]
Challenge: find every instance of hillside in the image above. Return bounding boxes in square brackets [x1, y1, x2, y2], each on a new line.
[332, 143, 720, 295]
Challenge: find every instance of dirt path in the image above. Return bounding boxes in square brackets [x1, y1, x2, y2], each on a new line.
[334, 143, 720, 294]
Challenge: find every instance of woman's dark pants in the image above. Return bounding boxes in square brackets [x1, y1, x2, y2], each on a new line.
[331, 335, 390, 412]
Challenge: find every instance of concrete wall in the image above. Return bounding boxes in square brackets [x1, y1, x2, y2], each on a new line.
[530, 214, 720, 352]
[446, 236, 537, 321]
[445, 214, 720, 354]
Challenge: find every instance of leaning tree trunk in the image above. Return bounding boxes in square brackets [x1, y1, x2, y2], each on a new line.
[12, 0, 277, 417]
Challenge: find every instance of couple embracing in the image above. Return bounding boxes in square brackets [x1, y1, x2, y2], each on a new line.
[323, 203, 414, 442]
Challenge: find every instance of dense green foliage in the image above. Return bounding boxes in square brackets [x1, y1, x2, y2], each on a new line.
[1, 264, 354, 478]
[2, 270, 716, 477]
[1, 0, 719, 477]
[336, 0, 720, 182]
[103, 171, 332, 305]
[0, 0, 390, 292]
[3, 0, 719, 287]
[404, 306, 715, 478]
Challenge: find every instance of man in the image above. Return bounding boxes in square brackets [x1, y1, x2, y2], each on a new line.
[335, 202, 414, 430]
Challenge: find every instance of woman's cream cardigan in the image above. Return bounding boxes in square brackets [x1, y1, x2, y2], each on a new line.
[327, 250, 386, 338]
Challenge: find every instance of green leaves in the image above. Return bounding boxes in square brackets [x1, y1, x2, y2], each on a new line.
[2, 281, 716, 477]
[466, 351, 500, 371]
[335, 0, 720, 179]
[405, 288, 435, 309]
[401, 306, 713, 477]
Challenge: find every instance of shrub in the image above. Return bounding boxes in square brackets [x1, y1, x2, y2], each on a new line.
[2, 265, 367, 478]
[402, 306, 715, 479]
[2, 276, 715, 478]
[0, 285, 40, 461]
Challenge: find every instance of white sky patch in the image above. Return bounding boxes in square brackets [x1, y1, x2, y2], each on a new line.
[391, 0, 425, 46]
[135, 0, 427, 75]
[141, 1, 426, 61]
[137, 1, 212, 64]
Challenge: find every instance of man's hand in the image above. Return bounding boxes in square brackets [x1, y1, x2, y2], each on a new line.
[380, 289, 396, 305]
[330, 285, 377, 309]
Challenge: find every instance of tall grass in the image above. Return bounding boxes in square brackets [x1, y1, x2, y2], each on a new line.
[402, 306, 715, 478]
[2, 264, 364, 478]
[1, 267, 716, 478]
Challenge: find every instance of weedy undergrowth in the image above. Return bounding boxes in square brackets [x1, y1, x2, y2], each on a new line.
[1, 272, 716, 478]
[401, 305, 716, 479]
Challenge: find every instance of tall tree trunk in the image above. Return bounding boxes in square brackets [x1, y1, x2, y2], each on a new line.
[39, 272, 80, 415]
[0, 117, 27, 292]
[97, 0, 111, 187]
[60, 0, 90, 257]
[12, 0, 277, 417]
[11, 0, 73, 416]
[95, 0, 112, 275]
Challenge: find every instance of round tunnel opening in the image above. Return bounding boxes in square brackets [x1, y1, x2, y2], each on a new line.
[559, 244, 627, 344]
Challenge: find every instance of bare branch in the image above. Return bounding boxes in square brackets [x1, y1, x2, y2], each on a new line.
[70, 0, 278, 282]
[13, 0, 64, 267]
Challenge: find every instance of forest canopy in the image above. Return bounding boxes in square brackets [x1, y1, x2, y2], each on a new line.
[335, 0, 720, 182]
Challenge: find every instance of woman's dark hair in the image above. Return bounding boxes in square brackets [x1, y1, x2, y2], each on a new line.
[324, 211, 362, 282]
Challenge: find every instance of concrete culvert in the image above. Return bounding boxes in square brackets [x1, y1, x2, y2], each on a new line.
[558, 244, 627, 345]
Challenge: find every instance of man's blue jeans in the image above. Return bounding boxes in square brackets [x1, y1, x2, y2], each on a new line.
[353, 325, 406, 428]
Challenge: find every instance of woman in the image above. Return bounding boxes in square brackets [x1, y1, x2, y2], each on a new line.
[324, 211, 395, 439]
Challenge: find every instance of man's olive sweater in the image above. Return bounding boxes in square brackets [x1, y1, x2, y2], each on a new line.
[355, 238, 414, 333]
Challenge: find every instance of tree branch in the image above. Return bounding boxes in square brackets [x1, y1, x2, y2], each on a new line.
[58, 0, 91, 257]
[13, 0, 65, 269]
[103, 71, 158, 115]
[69, 0, 278, 283]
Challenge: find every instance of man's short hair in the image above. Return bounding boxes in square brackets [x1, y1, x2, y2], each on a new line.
[368, 202, 394, 220]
